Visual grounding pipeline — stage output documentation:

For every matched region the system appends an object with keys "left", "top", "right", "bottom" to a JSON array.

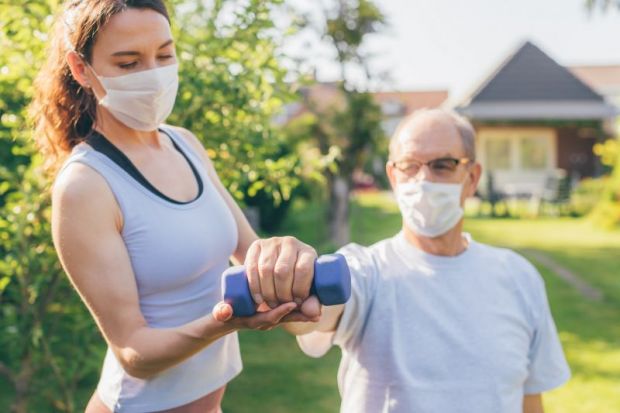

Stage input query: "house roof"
[
  {"left": 569, "top": 65, "right": 620, "bottom": 93},
  {"left": 457, "top": 41, "right": 617, "bottom": 120},
  {"left": 279, "top": 84, "right": 448, "bottom": 123},
  {"left": 373, "top": 90, "right": 448, "bottom": 115}
]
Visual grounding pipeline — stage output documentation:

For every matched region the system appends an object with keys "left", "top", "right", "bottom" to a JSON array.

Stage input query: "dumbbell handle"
[{"left": 221, "top": 253, "right": 351, "bottom": 317}]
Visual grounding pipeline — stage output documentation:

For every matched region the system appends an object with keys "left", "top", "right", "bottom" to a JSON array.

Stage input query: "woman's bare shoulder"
[{"left": 52, "top": 162, "right": 120, "bottom": 226}]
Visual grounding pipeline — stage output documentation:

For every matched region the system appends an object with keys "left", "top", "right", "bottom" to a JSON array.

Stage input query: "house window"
[
  {"left": 520, "top": 137, "right": 549, "bottom": 169},
  {"left": 479, "top": 128, "right": 556, "bottom": 171},
  {"left": 486, "top": 138, "right": 511, "bottom": 170}
]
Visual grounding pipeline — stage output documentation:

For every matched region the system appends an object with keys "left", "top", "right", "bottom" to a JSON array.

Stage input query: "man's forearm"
[{"left": 282, "top": 321, "right": 319, "bottom": 336}]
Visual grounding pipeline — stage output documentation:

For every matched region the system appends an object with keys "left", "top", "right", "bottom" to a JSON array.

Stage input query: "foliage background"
[{"left": 0, "top": 0, "right": 310, "bottom": 410}]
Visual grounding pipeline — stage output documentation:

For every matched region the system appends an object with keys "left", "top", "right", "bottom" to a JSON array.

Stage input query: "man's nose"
[{"left": 413, "top": 164, "right": 433, "bottom": 182}]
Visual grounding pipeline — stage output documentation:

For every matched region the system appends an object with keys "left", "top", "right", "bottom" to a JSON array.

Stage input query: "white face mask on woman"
[
  {"left": 395, "top": 179, "right": 465, "bottom": 238},
  {"left": 87, "top": 63, "right": 179, "bottom": 131}
]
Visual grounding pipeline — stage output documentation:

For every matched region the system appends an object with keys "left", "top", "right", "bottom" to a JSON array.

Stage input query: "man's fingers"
[
  {"left": 212, "top": 302, "right": 233, "bottom": 322},
  {"left": 273, "top": 237, "right": 297, "bottom": 304},
  {"left": 258, "top": 239, "right": 278, "bottom": 308},
  {"left": 300, "top": 295, "right": 321, "bottom": 318},
  {"left": 292, "top": 248, "right": 317, "bottom": 304},
  {"left": 244, "top": 241, "right": 263, "bottom": 305}
]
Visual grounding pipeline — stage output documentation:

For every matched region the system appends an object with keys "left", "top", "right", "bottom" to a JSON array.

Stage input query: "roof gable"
[{"left": 471, "top": 41, "right": 604, "bottom": 103}]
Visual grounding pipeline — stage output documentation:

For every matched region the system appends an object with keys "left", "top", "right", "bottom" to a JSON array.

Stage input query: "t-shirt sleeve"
[
  {"left": 297, "top": 243, "right": 376, "bottom": 358},
  {"left": 517, "top": 255, "right": 571, "bottom": 394}
]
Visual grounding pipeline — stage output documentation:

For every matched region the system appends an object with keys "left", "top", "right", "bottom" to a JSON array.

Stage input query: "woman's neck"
[{"left": 93, "top": 108, "right": 162, "bottom": 150}]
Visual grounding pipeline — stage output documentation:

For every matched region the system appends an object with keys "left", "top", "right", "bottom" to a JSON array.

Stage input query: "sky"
[{"left": 281, "top": 0, "right": 620, "bottom": 103}]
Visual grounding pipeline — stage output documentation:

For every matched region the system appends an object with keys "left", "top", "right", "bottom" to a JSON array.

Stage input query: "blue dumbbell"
[{"left": 221, "top": 253, "right": 351, "bottom": 317}]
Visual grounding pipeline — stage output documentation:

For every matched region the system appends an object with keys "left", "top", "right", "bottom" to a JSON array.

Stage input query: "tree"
[
  {"left": 168, "top": 0, "right": 304, "bottom": 231},
  {"left": 292, "top": 0, "right": 387, "bottom": 246}
]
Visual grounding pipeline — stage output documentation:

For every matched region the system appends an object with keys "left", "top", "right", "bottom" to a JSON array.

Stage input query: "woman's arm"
[{"left": 52, "top": 163, "right": 296, "bottom": 379}]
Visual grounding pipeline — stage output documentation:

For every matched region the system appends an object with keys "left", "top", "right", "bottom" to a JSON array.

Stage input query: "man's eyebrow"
[{"left": 111, "top": 39, "right": 174, "bottom": 57}]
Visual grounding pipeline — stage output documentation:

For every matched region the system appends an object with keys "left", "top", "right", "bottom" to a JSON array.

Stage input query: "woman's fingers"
[
  {"left": 245, "top": 302, "right": 297, "bottom": 329},
  {"left": 215, "top": 300, "right": 320, "bottom": 328}
]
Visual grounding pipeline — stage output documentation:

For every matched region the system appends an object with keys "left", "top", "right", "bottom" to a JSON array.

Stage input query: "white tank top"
[{"left": 57, "top": 127, "right": 242, "bottom": 412}]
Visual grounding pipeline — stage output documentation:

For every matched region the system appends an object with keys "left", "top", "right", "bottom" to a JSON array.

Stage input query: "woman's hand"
[
  {"left": 212, "top": 296, "right": 322, "bottom": 330},
  {"left": 243, "top": 236, "right": 318, "bottom": 311}
]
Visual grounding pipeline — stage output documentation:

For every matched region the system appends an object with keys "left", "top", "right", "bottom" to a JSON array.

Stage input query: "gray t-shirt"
[{"left": 298, "top": 232, "right": 570, "bottom": 413}]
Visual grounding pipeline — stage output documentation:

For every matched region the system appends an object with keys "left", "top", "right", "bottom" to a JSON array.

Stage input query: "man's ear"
[
  {"left": 464, "top": 162, "right": 482, "bottom": 198},
  {"left": 65, "top": 51, "right": 91, "bottom": 89},
  {"left": 386, "top": 162, "right": 398, "bottom": 192}
]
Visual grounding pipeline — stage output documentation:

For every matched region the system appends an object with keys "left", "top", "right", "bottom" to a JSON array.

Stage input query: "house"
[
  {"left": 276, "top": 82, "right": 448, "bottom": 137},
  {"left": 456, "top": 41, "right": 618, "bottom": 198}
]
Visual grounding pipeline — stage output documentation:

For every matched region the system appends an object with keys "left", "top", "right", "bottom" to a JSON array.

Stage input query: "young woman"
[{"left": 31, "top": 1, "right": 320, "bottom": 411}]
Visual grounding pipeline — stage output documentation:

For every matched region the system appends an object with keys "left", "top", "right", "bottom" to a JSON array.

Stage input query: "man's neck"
[{"left": 402, "top": 221, "right": 468, "bottom": 257}]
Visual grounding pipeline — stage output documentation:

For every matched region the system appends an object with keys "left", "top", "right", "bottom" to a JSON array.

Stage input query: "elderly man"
[{"left": 283, "top": 109, "right": 570, "bottom": 413}]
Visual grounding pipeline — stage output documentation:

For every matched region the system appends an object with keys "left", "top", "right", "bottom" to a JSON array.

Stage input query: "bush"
[
  {"left": 591, "top": 137, "right": 620, "bottom": 229},
  {"left": 570, "top": 177, "right": 609, "bottom": 217},
  {"left": 0, "top": 162, "right": 102, "bottom": 412}
]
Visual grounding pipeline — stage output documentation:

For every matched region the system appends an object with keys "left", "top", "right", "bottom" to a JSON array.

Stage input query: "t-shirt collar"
[{"left": 392, "top": 230, "right": 475, "bottom": 270}]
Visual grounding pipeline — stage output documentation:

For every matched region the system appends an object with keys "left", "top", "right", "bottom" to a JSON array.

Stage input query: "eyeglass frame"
[{"left": 387, "top": 156, "right": 473, "bottom": 179}]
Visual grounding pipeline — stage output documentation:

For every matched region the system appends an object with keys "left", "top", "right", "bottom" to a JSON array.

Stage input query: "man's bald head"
[{"left": 389, "top": 109, "right": 476, "bottom": 161}]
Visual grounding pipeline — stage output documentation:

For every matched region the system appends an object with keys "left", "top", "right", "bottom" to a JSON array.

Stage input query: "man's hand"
[{"left": 244, "top": 236, "right": 318, "bottom": 314}]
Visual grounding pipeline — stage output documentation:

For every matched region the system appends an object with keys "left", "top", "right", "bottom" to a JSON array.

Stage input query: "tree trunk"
[
  {"left": 10, "top": 356, "right": 32, "bottom": 413},
  {"left": 328, "top": 175, "right": 350, "bottom": 247}
]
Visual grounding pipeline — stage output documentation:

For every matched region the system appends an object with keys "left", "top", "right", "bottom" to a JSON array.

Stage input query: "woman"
[{"left": 31, "top": 1, "right": 320, "bottom": 411}]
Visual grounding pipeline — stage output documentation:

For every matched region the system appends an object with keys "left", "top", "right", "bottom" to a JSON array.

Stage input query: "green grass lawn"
[{"left": 223, "top": 191, "right": 620, "bottom": 413}]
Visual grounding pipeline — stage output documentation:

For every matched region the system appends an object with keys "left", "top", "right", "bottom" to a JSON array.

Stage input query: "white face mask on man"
[
  {"left": 395, "top": 179, "right": 465, "bottom": 238},
  {"left": 86, "top": 62, "right": 179, "bottom": 131}
]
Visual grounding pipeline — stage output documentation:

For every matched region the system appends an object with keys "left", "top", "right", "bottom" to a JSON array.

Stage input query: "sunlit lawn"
[{"left": 224, "top": 191, "right": 620, "bottom": 413}]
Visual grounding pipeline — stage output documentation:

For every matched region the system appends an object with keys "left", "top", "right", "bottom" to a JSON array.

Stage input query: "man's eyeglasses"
[{"left": 387, "top": 157, "right": 471, "bottom": 179}]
